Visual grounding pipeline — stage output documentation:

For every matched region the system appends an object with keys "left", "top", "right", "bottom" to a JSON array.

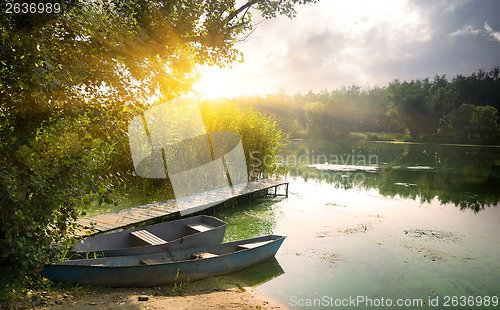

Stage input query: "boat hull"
[
  {"left": 72, "top": 215, "right": 227, "bottom": 257},
  {"left": 41, "top": 235, "right": 285, "bottom": 287}
]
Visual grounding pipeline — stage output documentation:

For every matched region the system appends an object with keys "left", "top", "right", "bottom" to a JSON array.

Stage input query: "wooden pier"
[{"left": 75, "top": 179, "right": 288, "bottom": 236}]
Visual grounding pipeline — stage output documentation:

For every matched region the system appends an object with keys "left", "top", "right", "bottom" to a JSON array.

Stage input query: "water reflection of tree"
[
  {"left": 287, "top": 142, "right": 500, "bottom": 213},
  {"left": 377, "top": 168, "right": 500, "bottom": 213}
]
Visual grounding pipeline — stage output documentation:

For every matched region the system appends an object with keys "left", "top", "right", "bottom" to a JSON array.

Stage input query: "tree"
[
  {"left": 0, "top": 0, "right": 318, "bottom": 283},
  {"left": 443, "top": 104, "right": 500, "bottom": 144},
  {"left": 303, "top": 101, "right": 336, "bottom": 138},
  {"left": 387, "top": 79, "right": 438, "bottom": 139},
  {"left": 470, "top": 105, "right": 500, "bottom": 144}
]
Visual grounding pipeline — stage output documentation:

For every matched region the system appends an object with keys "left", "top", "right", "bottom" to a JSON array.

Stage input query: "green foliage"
[
  {"left": 1, "top": 0, "right": 316, "bottom": 296},
  {"left": 387, "top": 78, "right": 438, "bottom": 139},
  {"left": 304, "top": 102, "right": 332, "bottom": 138},
  {"left": 0, "top": 112, "right": 117, "bottom": 285},
  {"left": 200, "top": 100, "right": 287, "bottom": 179},
  {"left": 229, "top": 68, "right": 500, "bottom": 145},
  {"left": 443, "top": 104, "right": 500, "bottom": 144}
]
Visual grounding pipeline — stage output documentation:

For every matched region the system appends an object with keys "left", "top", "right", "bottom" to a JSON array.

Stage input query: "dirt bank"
[{"left": 6, "top": 276, "right": 288, "bottom": 310}]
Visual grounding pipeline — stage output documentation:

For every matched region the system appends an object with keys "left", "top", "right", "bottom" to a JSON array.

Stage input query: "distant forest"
[{"left": 216, "top": 68, "right": 500, "bottom": 145}]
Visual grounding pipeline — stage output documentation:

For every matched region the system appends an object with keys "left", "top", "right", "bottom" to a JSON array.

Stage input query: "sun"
[{"left": 193, "top": 66, "right": 245, "bottom": 99}]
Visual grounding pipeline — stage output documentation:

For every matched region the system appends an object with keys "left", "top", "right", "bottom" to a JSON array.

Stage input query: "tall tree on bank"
[
  {"left": 0, "top": 0, "right": 317, "bottom": 282},
  {"left": 387, "top": 79, "right": 438, "bottom": 139}
]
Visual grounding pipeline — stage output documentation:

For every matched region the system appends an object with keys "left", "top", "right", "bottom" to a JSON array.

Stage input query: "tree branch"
[{"left": 224, "top": 0, "right": 261, "bottom": 24}]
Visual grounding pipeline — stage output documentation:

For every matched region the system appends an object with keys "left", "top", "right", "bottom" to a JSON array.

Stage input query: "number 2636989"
[{"left": 5, "top": 2, "right": 62, "bottom": 14}]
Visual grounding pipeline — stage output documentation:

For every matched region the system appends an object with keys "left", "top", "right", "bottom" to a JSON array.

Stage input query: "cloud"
[
  {"left": 195, "top": 0, "right": 500, "bottom": 98},
  {"left": 449, "top": 22, "right": 500, "bottom": 44},
  {"left": 449, "top": 24, "right": 482, "bottom": 40},
  {"left": 442, "top": 0, "right": 473, "bottom": 13},
  {"left": 254, "top": 0, "right": 434, "bottom": 90},
  {"left": 484, "top": 23, "right": 500, "bottom": 42}
]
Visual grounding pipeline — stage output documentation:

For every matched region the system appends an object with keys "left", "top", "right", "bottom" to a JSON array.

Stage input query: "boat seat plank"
[
  {"left": 237, "top": 240, "right": 274, "bottom": 250},
  {"left": 185, "top": 223, "right": 215, "bottom": 234},
  {"left": 130, "top": 230, "right": 167, "bottom": 247},
  {"left": 139, "top": 259, "right": 159, "bottom": 265},
  {"left": 192, "top": 252, "right": 218, "bottom": 259}
]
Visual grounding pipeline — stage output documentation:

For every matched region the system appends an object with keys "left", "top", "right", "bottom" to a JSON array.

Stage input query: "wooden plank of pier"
[{"left": 75, "top": 179, "right": 288, "bottom": 236}]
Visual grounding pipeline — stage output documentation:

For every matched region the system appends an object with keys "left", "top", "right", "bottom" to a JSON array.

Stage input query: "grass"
[{"left": 0, "top": 273, "right": 95, "bottom": 308}]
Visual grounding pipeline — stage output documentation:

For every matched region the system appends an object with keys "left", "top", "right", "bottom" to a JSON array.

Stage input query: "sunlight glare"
[{"left": 193, "top": 66, "right": 238, "bottom": 99}]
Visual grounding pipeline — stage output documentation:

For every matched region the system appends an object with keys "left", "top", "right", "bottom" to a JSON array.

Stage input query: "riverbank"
[{"left": 2, "top": 276, "right": 289, "bottom": 310}]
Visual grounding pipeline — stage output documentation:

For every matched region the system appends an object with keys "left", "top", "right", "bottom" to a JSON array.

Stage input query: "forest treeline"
[{"left": 220, "top": 68, "right": 500, "bottom": 145}]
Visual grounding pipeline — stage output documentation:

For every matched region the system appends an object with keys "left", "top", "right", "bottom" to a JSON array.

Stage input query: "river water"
[{"left": 220, "top": 140, "right": 500, "bottom": 309}]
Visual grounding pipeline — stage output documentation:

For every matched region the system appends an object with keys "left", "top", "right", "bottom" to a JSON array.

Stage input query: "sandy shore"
[{"left": 12, "top": 276, "right": 289, "bottom": 310}]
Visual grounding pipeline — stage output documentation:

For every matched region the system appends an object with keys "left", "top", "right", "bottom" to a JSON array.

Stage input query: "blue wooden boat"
[
  {"left": 41, "top": 235, "right": 285, "bottom": 287},
  {"left": 71, "top": 215, "right": 227, "bottom": 258}
]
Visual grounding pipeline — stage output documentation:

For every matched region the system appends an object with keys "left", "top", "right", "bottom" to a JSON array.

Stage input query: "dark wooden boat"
[
  {"left": 41, "top": 235, "right": 285, "bottom": 287},
  {"left": 71, "top": 215, "right": 227, "bottom": 257}
]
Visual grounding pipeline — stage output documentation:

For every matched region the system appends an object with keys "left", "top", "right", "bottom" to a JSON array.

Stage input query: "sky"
[{"left": 193, "top": 0, "right": 500, "bottom": 99}]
